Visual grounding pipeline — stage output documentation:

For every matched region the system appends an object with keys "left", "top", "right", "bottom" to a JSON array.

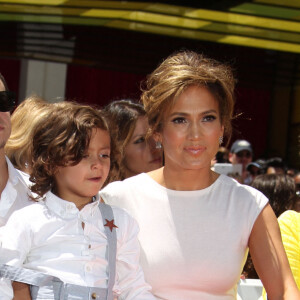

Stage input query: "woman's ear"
[{"left": 153, "top": 131, "right": 162, "bottom": 144}]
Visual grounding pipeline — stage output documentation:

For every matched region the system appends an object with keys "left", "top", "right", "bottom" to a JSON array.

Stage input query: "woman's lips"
[{"left": 184, "top": 146, "right": 205, "bottom": 155}]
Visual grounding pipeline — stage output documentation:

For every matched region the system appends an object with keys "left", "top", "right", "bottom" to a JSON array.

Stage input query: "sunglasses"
[
  {"left": 0, "top": 91, "right": 16, "bottom": 112},
  {"left": 236, "top": 151, "right": 252, "bottom": 158}
]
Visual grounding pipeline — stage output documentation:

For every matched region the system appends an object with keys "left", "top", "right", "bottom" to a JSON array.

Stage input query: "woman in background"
[
  {"left": 261, "top": 209, "right": 300, "bottom": 299},
  {"left": 5, "top": 95, "right": 51, "bottom": 183},
  {"left": 251, "top": 174, "right": 296, "bottom": 217},
  {"left": 243, "top": 174, "right": 297, "bottom": 278},
  {"left": 103, "top": 99, "right": 162, "bottom": 183}
]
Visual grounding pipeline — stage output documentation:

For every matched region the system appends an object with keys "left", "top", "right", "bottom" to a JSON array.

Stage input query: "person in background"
[
  {"left": 243, "top": 173, "right": 297, "bottom": 279},
  {"left": 262, "top": 210, "right": 300, "bottom": 299},
  {"left": 246, "top": 159, "right": 265, "bottom": 185},
  {"left": 293, "top": 170, "right": 300, "bottom": 194},
  {"left": 215, "top": 146, "right": 230, "bottom": 163},
  {"left": 251, "top": 174, "right": 297, "bottom": 217},
  {"left": 266, "top": 157, "right": 286, "bottom": 175},
  {"left": 103, "top": 99, "right": 162, "bottom": 183},
  {"left": 292, "top": 170, "right": 300, "bottom": 212},
  {"left": 277, "top": 210, "right": 300, "bottom": 289},
  {"left": 0, "top": 73, "right": 32, "bottom": 227},
  {"left": 100, "top": 50, "right": 300, "bottom": 299},
  {"left": 229, "top": 139, "right": 253, "bottom": 184},
  {"left": 211, "top": 146, "right": 230, "bottom": 166},
  {"left": 4, "top": 95, "right": 51, "bottom": 185},
  {"left": 0, "top": 101, "right": 155, "bottom": 300}
]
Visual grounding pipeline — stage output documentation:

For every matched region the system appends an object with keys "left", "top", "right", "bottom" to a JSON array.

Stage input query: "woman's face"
[
  {"left": 124, "top": 116, "right": 162, "bottom": 178},
  {"left": 158, "top": 85, "right": 224, "bottom": 172}
]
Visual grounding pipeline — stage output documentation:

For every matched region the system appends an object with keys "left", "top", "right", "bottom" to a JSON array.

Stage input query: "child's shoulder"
[
  {"left": 4, "top": 201, "right": 47, "bottom": 227},
  {"left": 13, "top": 201, "right": 45, "bottom": 215}
]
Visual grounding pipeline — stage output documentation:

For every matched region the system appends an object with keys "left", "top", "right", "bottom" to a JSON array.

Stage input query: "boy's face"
[
  {"left": 0, "top": 80, "right": 11, "bottom": 149},
  {"left": 54, "top": 128, "right": 111, "bottom": 208}
]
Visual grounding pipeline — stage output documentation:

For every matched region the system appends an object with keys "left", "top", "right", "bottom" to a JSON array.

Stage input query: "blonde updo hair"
[{"left": 141, "top": 50, "right": 236, "bottom": 141}]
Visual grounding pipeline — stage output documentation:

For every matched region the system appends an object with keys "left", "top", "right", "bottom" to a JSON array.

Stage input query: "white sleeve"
[
  {"left": 0, "top": 211, "right": 32, "bottom": 300},
  {"left": 114, "top": 210, "right": 156, "bottom": 300},
  {"left": 0, "top": 278, "right": 13, "bottom": 300},
  {"left": 0, "top": 210, "right": 31, "bottom": 266}
]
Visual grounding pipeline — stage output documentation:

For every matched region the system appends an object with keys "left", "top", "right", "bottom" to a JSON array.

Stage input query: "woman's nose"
[{"left": 188, "top": 122, "right": 201, "bottom": 140}]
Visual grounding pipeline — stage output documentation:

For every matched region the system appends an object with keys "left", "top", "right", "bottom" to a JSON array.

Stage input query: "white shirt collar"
[
  {"left": 44, "top": 191, "right": 100, "bottom": 219},
  {"left": 6, "top": 156, "right": 26, "bottom": 186}
]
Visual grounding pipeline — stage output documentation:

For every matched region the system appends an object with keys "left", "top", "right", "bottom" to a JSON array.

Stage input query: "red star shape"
[{"left": 104, "top": 219, "right": 118, "bottom": 232}]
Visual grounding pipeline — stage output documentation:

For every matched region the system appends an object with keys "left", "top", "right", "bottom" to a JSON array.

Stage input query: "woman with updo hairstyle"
[
  {"left": 142, "top": 51, "right": 235, "bottom": 142},
  {"left": 103, "top": 99, "right": 162, "bottom": 183},
  {"left": 100, "top": 51, "right": 299, "bottom": 299}
]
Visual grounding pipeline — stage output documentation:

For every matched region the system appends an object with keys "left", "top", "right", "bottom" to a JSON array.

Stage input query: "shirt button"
[
  {"left": 91, "top": 292, "right": 97, "bottom": 299},
  {"left": 86, "top": 265, "right": 91, "bottom": 272}
]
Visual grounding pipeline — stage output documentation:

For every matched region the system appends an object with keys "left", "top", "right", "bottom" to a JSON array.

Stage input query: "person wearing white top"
[
  {"left": 0, "top": 73, "right": 32, "bottom": 227},
  {"left": 0, "top": 157, "right": 32, "bottom": 227},
  {"left": 101, "top": 51, "right": 300, "bottom": 299},
  {"left": 0, "top": 102, "right": 155, "bottom": 300},
  {"left": 0, "top": 191, "right": 154, "bottom": 300},
  {"left": 101, "top": 172, "right": 270, "bottom": 300}
]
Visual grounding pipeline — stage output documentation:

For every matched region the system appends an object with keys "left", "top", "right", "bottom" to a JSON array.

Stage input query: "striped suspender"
[{"left": 98, "top": 202, "right": 117, "bottom": 300}]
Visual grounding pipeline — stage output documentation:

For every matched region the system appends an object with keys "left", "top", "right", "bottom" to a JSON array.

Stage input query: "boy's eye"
[
  {"left": 99, "top": 154, "right": 110, "bottom": 159},
  {"left": 171, "top": 117, "right": 186, "bottom": 124},
  {"left": 133, "top": 137, "right": 145, "bottom": 144},
  {"left": 82, "top": 154, "right": 89, "bottom": 159}
]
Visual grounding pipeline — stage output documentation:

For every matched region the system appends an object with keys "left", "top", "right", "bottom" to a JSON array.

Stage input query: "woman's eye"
[
  {"left": 171, "top": 117, "right": 186, "bottom": 124},
  {"left": 203, "top": 115, "right": 217, "bottom": 122},
  {"left": 133, "top": 137, "right": 145, "bottom": 144}
]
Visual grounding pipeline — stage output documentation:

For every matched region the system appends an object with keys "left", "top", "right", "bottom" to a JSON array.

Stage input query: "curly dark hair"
[{"left": 30, "top": 101, "right": 114, "bottom": 199}]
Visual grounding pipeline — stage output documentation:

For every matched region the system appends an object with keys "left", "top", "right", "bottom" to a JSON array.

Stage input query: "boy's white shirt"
[
  {"left": 0, "top": 191, "right": 155, "bottom": 300},
  {"left": 0, "top": 157, "right": 32, "bottom": 227}
]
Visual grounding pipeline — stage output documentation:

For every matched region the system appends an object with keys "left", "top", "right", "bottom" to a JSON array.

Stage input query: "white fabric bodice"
[{"left": 100, "top": 173, "right": 268, "bottom": 300}]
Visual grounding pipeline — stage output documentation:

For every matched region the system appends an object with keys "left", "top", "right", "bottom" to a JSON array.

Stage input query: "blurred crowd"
[{"left": 212, "top": 138, "right": 300, "bottom": 214}]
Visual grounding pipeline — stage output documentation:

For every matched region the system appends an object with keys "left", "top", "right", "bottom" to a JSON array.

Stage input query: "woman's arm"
[
  {"left": 249, "top": 204, "right": 300, "bottom": 299},
  {"left": 12, "top": 282, "right": 31, "bottom": 300}
]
